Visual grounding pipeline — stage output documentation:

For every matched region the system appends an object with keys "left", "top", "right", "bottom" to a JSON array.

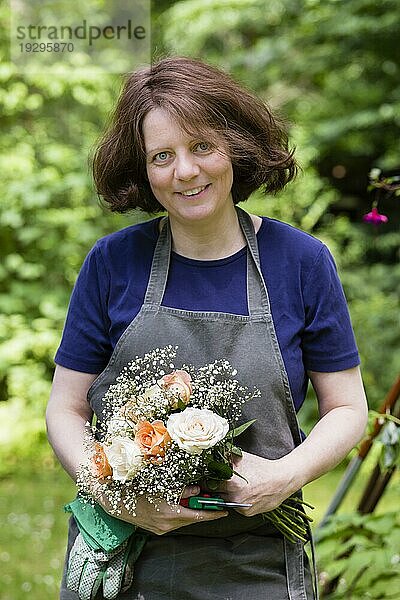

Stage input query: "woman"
[{"left": 46, "top": 56, "right": 368, "bottom": 599}]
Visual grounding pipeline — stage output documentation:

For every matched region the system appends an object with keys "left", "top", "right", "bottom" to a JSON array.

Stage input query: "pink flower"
[
  {"left": 363, "top": 207, "right": 388, "bottom": 226},
  {"left": 158, "top": 370, "right": 192, "bottom": 407}
]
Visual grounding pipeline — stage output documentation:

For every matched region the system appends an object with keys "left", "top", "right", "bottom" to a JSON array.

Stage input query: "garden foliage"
[
  {"left": 317, "top": 510, "right": 400, "bottom": 598},
  {"left": 1, "top": 2, "right": 399, "bottom": 599}
]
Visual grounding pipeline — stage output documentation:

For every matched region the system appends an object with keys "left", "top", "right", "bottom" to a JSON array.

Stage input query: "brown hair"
[{"left": 92, "top": 56, "right": 298, "bottom": 213}]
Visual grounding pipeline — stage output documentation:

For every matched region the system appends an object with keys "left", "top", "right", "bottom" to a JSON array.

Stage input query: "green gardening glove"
[
  {"left": 66, "top": 532, "right": 148, "bottom": 600},
  {"left": 65, "top": 498, "right": 148, "bottom": 599},
  {"left": 65, "top": 498, "right": 136, "bottom": 552}
]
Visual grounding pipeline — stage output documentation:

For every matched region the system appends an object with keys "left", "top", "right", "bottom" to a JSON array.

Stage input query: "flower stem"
[{"left": 261, "top": 495, "right": 314, "bottom": 543}]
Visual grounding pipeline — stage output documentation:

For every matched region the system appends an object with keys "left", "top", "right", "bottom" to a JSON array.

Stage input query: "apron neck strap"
[
  {"left": 143, "top": 207, "right": 271, "bottom": 318},
  {"left": 235, "top": 206, "right": 271, "bottom": 318},
  {"left": 143, "top": 216, "right": 171, "bottom": 306}
]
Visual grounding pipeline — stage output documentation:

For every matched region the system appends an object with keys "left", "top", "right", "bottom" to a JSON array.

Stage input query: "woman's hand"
[
  {"left": 99, "top": 485, "right": 228, "bottom": 535},
  {"left": 219, "top": 451, "right": 296, "bottom": 517},
  {"left": 220, "top": 368, "right": 368, "bottom": 519}
]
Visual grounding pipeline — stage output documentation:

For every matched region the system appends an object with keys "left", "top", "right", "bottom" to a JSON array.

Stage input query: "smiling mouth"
[{"left": 177, "top": 184, "right": 210, "bottom": 197}]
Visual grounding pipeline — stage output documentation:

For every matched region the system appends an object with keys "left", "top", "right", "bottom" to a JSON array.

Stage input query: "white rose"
[
  {"left": 166, "top": 407, "right": 229, "bottom": 455},
  {"left": 103, "top": 436, "right": 144, "bottom": 483}
]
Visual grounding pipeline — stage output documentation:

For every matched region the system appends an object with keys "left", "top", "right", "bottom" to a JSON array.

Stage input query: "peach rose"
[
  {"left": 135, "top": 420, "right": 171, "bottom": 461},
  {"left": 159, "top": 370, "right": 192, "bottom": 406},
  {"left": 92, "top": 442, "right": 113, "bottom": 481}
]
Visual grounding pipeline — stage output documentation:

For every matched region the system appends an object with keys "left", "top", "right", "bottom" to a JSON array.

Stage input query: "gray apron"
[{"left": 61, "top": 207, "right": 317, "bottom": 599}]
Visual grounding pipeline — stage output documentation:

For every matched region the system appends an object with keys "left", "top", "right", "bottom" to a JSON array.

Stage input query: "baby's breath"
[
  {"left": 78, "top": 346, "right": 259, "bottom": 515},
  {"left": 75, "top": 346, "right": 312, "bottom": 543}
]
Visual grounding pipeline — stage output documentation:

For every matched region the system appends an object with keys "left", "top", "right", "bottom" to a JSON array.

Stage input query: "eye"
[
  {"left": 195, "top": 141, "right": 211, "bottom": 152},
  {"left": 153, "top": 151, "right": 170, "bottom": 163}
]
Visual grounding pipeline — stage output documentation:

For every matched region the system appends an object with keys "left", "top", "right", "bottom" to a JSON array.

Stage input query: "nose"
[{"left": 174, "top": 152, "right": 200, "bottom": 181}]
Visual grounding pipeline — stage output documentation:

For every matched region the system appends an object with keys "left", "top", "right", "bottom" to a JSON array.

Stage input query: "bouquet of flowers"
[{"left": 78, "top": 345, "right": 312, "bottom": 543}]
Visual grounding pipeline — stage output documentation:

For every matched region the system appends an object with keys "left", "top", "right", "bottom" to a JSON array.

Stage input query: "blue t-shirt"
[{"left": 55, "top": 216, "right": 360, "bottom": 411}]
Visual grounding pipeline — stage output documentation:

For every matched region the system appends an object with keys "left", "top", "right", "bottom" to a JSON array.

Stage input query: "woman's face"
[{"left": 143, "top": 108, "right": 234, "bottom": 224}]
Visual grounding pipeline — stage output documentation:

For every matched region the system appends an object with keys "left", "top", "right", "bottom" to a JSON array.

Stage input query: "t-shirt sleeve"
[
  {"left": 302, "top": 244, "right": 360, "bottom": 372},
  {"left": 54, "top": 242, "right": 112, "bottom": 373}
]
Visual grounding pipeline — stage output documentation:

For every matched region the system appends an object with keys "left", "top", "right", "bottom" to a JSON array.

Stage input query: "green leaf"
[
  {"left": 207, "top": 460, "right": 233, "bottom": 480},
  {"left": 177, "top": 398, "right": 187, "bottom": 410},
  {"left": 204, "top": 479, "right": 220, "bottom": 491},
  {"left": 369, "top": 572, "right": 400, "bottom": 598},
  {"left": 230, "top": 419, "right": 257, "bottom": 438},
  {"left": 231, "top": 446, "right": 242, "bottom": 456},
  {"left": 364, "top": 515, "right": 396, "bottom": 536},
  {"left": 325, "top": 557, "right": 348, "bottom": 580}
]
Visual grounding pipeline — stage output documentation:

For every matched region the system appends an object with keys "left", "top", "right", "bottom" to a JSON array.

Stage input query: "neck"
[{"left": 167, "top": 206, "right": 246, "bottom": 260}]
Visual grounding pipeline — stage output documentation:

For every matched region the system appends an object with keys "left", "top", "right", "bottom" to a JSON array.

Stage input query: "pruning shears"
[{"left": 180, "top": 493, "right": 252, "bottom": 511}]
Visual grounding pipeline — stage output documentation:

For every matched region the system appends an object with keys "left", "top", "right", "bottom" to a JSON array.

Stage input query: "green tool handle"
[{"left": 187, "top": 496, "right": 225, "bottom": 510}]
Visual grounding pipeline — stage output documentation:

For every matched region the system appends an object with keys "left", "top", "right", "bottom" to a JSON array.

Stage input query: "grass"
[
  {"left": 0, "top": 456, "right": 76, "bottom": 600},
  {"left": 0, "top": 450, "right": 398, "bottom": 600}
]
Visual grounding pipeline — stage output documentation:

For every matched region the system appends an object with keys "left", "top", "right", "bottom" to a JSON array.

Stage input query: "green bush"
[{"left": 317, "top": 508, "right": 400, "bottom": 598}]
